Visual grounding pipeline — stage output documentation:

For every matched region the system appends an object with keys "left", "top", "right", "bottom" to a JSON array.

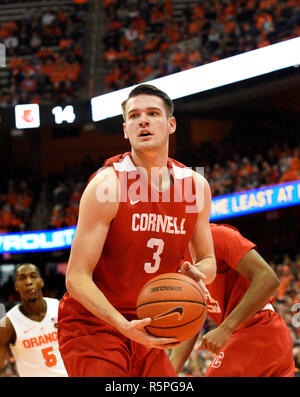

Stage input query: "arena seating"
[
  {"left": 0, "top": 0, "right": 88, "bottom": 106},
  {"left": 102, "top": 0, "right": 300, "bottom": 92}
]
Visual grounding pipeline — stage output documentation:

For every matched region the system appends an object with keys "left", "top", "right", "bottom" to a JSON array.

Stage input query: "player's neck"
[
  {"left": 131, "top": 148, "right": 169, "bottom": 173},
  {"left": 131, "top": 149, "right": 172, "bottom": 192},
  {"left": 20, "top": 297, "right": 47, "bottom": 321}
]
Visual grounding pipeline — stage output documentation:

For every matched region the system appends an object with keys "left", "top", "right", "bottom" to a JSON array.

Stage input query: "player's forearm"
[
  {"left": 219, "top": 269, "right": 279, "bottom": 333},
  {"left": 169, "top": 334, "right": 198, "bottom": 373},
  {"left": 194, "top": 256, "right": 216, "bottom": 285},
  {"left": 66, "top": 270, "right": 129, "bottom": 331}
]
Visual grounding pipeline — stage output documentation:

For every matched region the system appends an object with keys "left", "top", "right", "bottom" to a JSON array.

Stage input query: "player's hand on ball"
[
  {"left": 121, "top": 317, "right": 180, "bottom": 350},
  {"left": 179, "top": 261, "right": 208, "bottom": 296}
]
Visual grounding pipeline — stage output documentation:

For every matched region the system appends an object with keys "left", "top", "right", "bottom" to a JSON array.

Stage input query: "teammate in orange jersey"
[
  {"left": 0, "top": 264, "right": 68, "bottom": 377},
  {"left": 170, "top": 223, "right": 295, "bottom": 377},
  {"left": 58, "top": 84, "right": 216, "bottom": 377}
]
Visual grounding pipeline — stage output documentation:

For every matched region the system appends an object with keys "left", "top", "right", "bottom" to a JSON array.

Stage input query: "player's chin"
[
  {"left": 136, "top": 142, "right": 157, "bottom": 151},
  {"left": 27, "top": 297, "right": 38, "bottom": 303},
  {"left": 135, "top": 138, "right": 158, "bottom": 147},
  {"left": 25, "top": 292, "right": 39, "bottom": 301}
]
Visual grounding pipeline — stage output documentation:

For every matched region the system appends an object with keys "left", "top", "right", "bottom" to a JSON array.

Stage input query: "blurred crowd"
[
  {"left": 1, "top": 0, "right": 299, "bottom": 103},
  {"left": 0, "top": 163, "right": 41, "bottom": 233},
  {"left": 179, "top": 119, "right": 300, "bottom": 197},
  {"left": 0, "top": 154, "right": 96, "bottom": 234},
  {"left": 102, "top": 0, "right": 300, "bottom": 92},
  {"left": 0, "top": 0, "right": 88, "bottom": 107}
]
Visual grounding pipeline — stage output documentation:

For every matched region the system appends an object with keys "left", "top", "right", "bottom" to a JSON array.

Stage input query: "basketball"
[{"left": 136, "top": 272, "right": 207, "bottom": 342}]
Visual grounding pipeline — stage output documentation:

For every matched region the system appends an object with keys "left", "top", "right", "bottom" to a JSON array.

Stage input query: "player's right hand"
[
  {"left": 179, "top": 261, "right": 209, "bottom": 297},
  {"left": 120, "top": 317, "right": 180, "bottom": 350}
]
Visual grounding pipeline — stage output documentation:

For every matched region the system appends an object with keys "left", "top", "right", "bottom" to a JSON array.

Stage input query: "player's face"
[
  {"left": 123, "top": 94, "right": 176, "bottom": 153},
  {"left": 14, "top": 264, "right": 44, "bottom": 302}
]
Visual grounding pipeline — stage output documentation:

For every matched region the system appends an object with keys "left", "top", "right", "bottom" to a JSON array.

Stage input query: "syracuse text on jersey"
[{"left": 22, "top": 330, "right": 58, "bottom": 349}]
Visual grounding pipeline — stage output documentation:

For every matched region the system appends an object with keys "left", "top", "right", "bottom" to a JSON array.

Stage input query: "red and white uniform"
[
  {"left": 6, "top": 297, "right": 68, "bottom": 377},
  {"left": 202, "top": 224, "right": 295, "bottom": 377},
  {"left": 58, "top": 152, "right": 198, "bottom": 376}
]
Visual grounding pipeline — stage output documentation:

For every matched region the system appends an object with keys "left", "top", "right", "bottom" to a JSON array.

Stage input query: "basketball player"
[
  {"left": 170, "top": 223, "right": 295, "bottom": 377},
  {"left": 0, "top": 263, "right": 68, "bottom": 377},
  {"left": 57, "top": 84, "right": 216, "bottom": 377}
]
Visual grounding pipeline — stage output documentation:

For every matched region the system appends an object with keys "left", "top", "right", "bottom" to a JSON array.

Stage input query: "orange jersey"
[{"left": 60, "top": 152, "right": 198, "bottom": 317}]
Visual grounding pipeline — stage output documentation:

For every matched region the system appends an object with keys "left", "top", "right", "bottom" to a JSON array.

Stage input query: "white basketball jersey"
[{"left": 6, "top": 297, "right": 68, "bottom": 377}]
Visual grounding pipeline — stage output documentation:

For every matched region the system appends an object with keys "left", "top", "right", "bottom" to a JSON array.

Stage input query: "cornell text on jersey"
[{"left": 132, "top": 213, "right": 186, "bottom": 234}]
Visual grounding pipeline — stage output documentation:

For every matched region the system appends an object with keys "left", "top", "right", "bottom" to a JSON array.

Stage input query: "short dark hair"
[
  {"left": 15, "top": 263, "right": 41, "bottom": 280},
  {"left": 121, "top": 84, "right": 174, "bottom": 120}
]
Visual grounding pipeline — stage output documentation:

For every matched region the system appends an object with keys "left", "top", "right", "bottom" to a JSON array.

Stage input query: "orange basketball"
[{"left": 136, "top": 272, "right": 207, "bottom": 342}]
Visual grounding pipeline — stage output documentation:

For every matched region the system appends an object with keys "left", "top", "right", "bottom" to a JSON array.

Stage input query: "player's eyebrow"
[
  {"left": 127, "top": 107, "right": 162, "bottom": 115},
  {"left": 17, "top": 270, "right": 39, "bottom": 279}
]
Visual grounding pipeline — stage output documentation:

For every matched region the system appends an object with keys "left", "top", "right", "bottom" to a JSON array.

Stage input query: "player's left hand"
[
  {"left": 121, "top": 317, "right": 181, "bottom": 350},
  {"left": 179, "top": 261, "right": 208, "bottom": 296}
]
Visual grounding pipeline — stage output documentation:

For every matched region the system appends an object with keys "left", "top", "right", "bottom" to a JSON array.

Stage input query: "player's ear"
[
  {"left": 168, "top": 116, "right": 176, "bottom": 135},
  {"left": 14, "top": 281, "right": 20, "bottom": 293},
  {"left": 123, "top": 122, "right": 129, "bottom": 139}
]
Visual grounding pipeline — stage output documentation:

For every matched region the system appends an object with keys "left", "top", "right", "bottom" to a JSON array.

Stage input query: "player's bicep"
[
  {"left": 236, "top": 249, "right": 278, "bottom": 281},
  {"left": 68, "top": 213, "right": 110, "bottom": 275}
]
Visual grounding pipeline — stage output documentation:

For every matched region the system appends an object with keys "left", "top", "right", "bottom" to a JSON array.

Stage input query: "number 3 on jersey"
[{"left": 144, "top": 238, "right": 164, "bottom": 273}]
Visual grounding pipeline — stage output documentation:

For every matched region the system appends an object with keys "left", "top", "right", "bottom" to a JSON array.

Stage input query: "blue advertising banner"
[
  {"left": 0, "top": 227, "right": 75, "bottom": 254},
  {"left": 210, "top": 180, "right": 300, "bottom": 220}
]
